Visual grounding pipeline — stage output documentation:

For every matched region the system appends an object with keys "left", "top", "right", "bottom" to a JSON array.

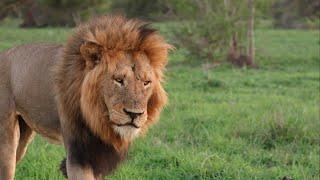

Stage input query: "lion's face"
[
  {"left": 75, "top": 18, "right": 171, "bottom": 147},
  {"left": 102, "top": 53, "right": 154, "bottom": 139},
  {"left": 79, "top": 40, "right": 168, "bottom": 145}
]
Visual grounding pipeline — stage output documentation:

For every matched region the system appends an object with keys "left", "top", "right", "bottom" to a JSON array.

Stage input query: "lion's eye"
[
  {"left": 144, "top": 80, "right": 151, "bottom": 86},
  {"left": 114, "top": 78, "right": 124, "bottom": 86}
]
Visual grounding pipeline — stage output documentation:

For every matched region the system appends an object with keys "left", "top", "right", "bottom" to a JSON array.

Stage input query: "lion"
[{"left": 0, "top": 15, "right": 172, "bottom": 180}]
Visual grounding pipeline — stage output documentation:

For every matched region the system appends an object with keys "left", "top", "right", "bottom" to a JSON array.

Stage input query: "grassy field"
[{"left": 0, "top": 24, "right": 319, "bottom": 180}]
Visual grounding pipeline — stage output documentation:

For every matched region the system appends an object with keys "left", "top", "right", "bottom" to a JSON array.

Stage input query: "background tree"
[
  {"left": 1, "top": 0, "right": 317, "bottom": 29},
  {"left": 174, "top": 0, "right": 251, "bottom": 67},
  {"left": 247, "top": 0, "right": 255, "bottom": 65},
  {"left": 111, "top": 0, "right": 196, "bottom": 20},
  {"left": 0, "top": 0, "right": 105, "bottom": 27},
  {"left": 272, "top": 0, "right": 319, "bottom": 29}
]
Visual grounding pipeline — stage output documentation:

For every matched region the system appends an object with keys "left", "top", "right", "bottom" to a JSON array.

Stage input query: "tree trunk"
[
  {"left": 228, "top": 33, "right": 239, "bottom": 61},
  {"left": 247, "top": 0, "right": 255, "bottom": 64}
]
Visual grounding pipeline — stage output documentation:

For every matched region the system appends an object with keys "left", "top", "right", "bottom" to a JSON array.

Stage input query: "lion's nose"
[{"left": 123, "top": 109, "right": 144, "bottom": 120}]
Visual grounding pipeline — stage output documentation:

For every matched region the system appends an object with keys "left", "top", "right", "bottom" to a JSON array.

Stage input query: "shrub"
[
  {"left": 111, "top": 0, "right": 196, "bottom": 20},
  {"left": 173, "top": 0, "right": 247, "bottom": 64},
  {"left": 272, "top": 0, "right": 320, "bottom": 29}
]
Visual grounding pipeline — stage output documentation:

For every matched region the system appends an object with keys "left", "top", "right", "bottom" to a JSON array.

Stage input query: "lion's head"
[{"left": 55, "top": 15, "right": 172, "bottom": 151}]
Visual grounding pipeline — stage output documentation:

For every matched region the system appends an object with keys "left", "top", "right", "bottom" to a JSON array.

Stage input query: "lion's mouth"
[{"left": 114, "top": 122, "right": 140, "bottom": 129}]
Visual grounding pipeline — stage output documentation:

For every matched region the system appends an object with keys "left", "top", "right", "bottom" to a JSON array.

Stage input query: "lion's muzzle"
[{"left": 123, "top": 108, "right": 144, "bottom": 121}]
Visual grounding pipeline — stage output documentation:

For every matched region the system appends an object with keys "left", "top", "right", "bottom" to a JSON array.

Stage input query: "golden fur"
[{"left": 54, "top": 15, "right": 173, "bottom": 151}]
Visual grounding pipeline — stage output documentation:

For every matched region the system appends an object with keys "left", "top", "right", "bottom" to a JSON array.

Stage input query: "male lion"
[{"left": 0, "top": 15, "right": 172, "bottom": 180}]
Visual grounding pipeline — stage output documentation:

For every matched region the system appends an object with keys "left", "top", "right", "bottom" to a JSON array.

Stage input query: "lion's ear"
[{"left": 80, "top": 42, "right": 102, "bottom": 68}]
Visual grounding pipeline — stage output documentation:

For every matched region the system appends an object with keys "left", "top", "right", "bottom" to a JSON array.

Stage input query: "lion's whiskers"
[{"left": 110, "top": 109, "right": 128, "bottom": 120}]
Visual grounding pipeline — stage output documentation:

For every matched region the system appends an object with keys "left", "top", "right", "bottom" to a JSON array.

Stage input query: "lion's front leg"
[
  {"left": 66, "top": 158, "right": 95, "bottom": 180},
  {"left": 64, "top": 138, "right": 107, "bottom": 180},
  {"left": 63, "top": 137, "right": 96, "bottom": 180},
  {"left": 60, "top": 122, "right": 125, "bottom": 180}
]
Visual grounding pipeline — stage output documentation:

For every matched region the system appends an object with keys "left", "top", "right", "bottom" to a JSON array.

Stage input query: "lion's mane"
[{"left": 54, "top": 15, "right": 172, "bottom": 152}]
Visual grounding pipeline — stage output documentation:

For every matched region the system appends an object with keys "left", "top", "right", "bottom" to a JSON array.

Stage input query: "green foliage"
[
  {"left": 37, "top": 0, "right": 96, "bottom": 8},
  {"left": 255, "top": 0, "right": 276, "bottom": 18},
  {"left": 0, "top": 23, "right": 318, "bottom": 180},
  {"left": 10, "top": 0, "right": 107, "bottom": 27},
  {"left": 272, "top": 0, "right": 320, "bottom": 29},
  {"left": 111, "top": 0, "right": 168, "bottom": 18},
  {"left": 111, "top": 0, "right": 196, "bottom": 19},
  {"left": 173, "top": 0, "right": 248, "bottom": 62}
]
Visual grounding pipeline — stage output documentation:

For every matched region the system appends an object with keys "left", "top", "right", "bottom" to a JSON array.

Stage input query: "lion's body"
[
  {"left": 2, "top": 44, "right": 63, "bottom": 142},
  {"left": 0, "top": 15, "right": 172, "bottom": 180},
  {"left": 0, "top": 44, "right": 64, "bottom": 179}
]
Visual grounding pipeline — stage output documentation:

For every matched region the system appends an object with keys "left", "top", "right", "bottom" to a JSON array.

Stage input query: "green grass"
[{"left": 0, "top": 25, "right": 319, "bottom": 180}]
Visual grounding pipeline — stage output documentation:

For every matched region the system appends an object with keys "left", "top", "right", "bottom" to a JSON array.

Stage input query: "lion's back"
[
  {"left": 3, "top": 43, "right": 64, "bottom": 143},
  {"left": 7, "top": 43, "right": 62, "bottom": 103}
]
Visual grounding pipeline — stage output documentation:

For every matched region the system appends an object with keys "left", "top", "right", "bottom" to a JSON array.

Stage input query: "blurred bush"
[
  {"left": 173, "top": 0, "right": 248, "bottom": 64},
  {"left": 0, "top": 0, "right": 108, "bottom": 27},
  {"left": 111, "top": 0, "right": 196, "bottom": 20},
  {"left": 0, "top": 0, "right": 197, "bottom": 27},
  {"left": 1, "top": 0, "right": 318, "bottom": 29},
  {"left": 22, "top": 0, "right": 109, "bottom": 27},
  {"left": 272, "top": 0, "right": 320, "bottom": 29}
]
